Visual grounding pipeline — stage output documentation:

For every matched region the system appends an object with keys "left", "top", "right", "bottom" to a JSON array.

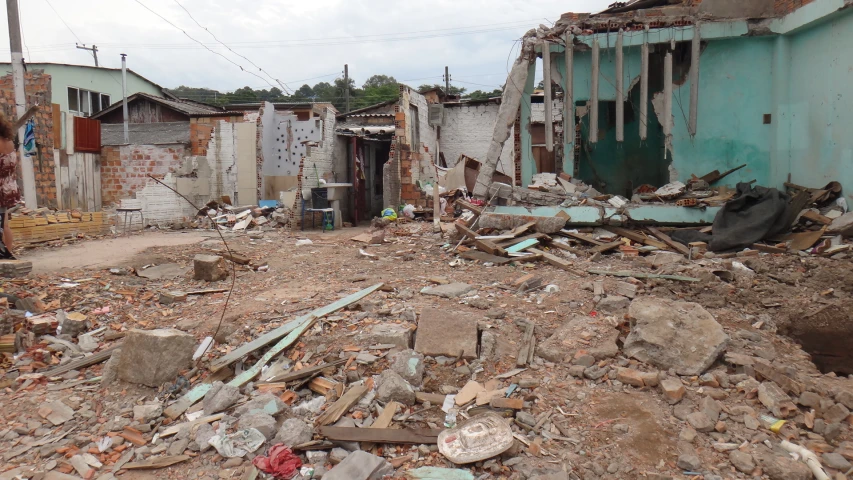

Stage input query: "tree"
[
  {"left": 466, "top": 89, "right": 504, "bottom": 101},
  {"left": 292, "top": 84, "right": 316, "bottom": 100},
  {"left": 362, "top": 75, "right": 397, "bottom": 89},
  {"left": 417, "top": 84, "right": 467, "bottom": 96}
]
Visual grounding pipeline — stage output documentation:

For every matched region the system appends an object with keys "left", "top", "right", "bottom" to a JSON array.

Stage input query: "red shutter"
[{"left": 74, "top": 116, "right": 101, "bottom": 153}]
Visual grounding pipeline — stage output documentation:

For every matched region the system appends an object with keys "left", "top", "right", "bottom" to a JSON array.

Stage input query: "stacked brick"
[
  {"left": 9, "top": 211, "right": 109, "bottom": 244},
  {"left": 775, "top": 0, "right": 815, "bottom": 15}
]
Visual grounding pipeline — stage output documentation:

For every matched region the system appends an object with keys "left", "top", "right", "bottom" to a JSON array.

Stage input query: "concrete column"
[
  {"left": 663, "top": 51, "right": 673, "bottom": 139},
  {"left": 640, "top": 26, "right": 649, "bottom": 141},
  {"left": 564, "top": 33, "right": 575, "bottom": 176},
  {"left": 615, "top": 30, "right": 625, "bottom": 143},
  {"left": 542, "top": 41, "right": 554, "bottom": 152},
  {"left": 590, "top": 39, "right": 600, "bottom": 144},
  {"left": 689, "top": 22, "right": 701, "bottom": 136}
]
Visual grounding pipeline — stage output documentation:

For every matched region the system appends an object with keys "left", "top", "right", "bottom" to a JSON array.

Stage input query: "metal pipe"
[
  {"left": 590, "top": 39, "right": 600, "bottom": 144},
  {"left": 640, "top": 25, "right": 649, "bottom": 141},
  {"left": 615, "top": 29, "right": 624, "bottom": 143},
  {"left": 542, "top": 41, "right": 554, "bottom": 153},
  {"left": 663, "top": 51, "right": 673, "bottom": 138},
  {"left": 121, "top": 54, "right": 129, "bottom": 144},
  {"left": 564, "top": 33, "right": 574, "bottom": 175},
  {"left": 689, "top": 22, "right": 701, "bottom": 136}
]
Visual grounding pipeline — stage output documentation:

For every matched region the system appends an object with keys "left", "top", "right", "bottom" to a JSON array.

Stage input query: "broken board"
[
  {"left": 460, "top": 251, "right": 514, "bottom": 265},
  {"left": 318, "top": 426, "right": 442, "bottom": 444}
]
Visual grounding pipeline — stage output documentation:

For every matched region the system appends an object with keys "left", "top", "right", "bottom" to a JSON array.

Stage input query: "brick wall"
[
  {"left": 206, "top": 120, "right": 236, "bottom": 201},
  {"left": 442, "top": 103, "right": 515, "bottom": 182},
  {"left": 100, "top": 144, "right": 187, "bottom": 205},
  {"left": 0, "top": 70, "right": 55, "bottom": 206},
  {"left": 300, "top": 106, "right": 338, "bottom": 188},
  {"left": 775, "top": 0, "right": 815, "bottom": 15}
]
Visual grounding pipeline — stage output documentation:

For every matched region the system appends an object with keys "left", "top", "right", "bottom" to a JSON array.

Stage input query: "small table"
[{"left": 116, "top": 208, "right": 144, "bottom": 235}]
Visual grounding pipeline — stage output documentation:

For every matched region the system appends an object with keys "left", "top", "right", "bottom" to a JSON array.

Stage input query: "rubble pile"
[{"left": 0, "top": 202, "right": 852, "bottom": 480}]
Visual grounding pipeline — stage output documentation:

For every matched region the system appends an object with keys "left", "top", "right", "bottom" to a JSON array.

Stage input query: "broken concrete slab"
[
  {"left": 376, "top": 370, "right": 416, "bottom": 406},
  {"left": 237, "top": 412, "right": 276, "bottom": 440},
  {"left": 389, "top": 349, "right": 425, "bottom": 386},
  {"left": 623, "top": 298, "right": 729, "bottom": 376},
  {"left": 137, "top": 263, "right": 188, "bottom": 280},
  {"left": 159, "top": 291, "right": 188, "bottom": 305},
  {"left": 420, "top": 283, "right": 474, "bottom": 298},
  {"left": 758, "top": 382, "right": 797, "bottom": 418},
  {"left": 323, "top": 450, "right": 394, "bottom": 480},
  {"left": 100, "top": 348, "right": 122, "bottom": 387},
  {"left": 828, "top": 212, "right": 853, "bottom": 237},
  {"left": 274, "top": 418, "right": 313, "bottom": 447},
  {"left": 357, "top": 323, "right": 412, "bottom": 349},
  {"left": 117, "top": 329, "right": 195, "bottom": 387},
  {"left": 537, "top": 316, "right": 619, "bottom": 364},
  {"left": 203, "top": 381, "right": 241, "bottom": 415},
  {"left": 596, "top": 295, "right": 631, "bottom": 313},
  {"left": 38, "top": 401, "right": 74, "bottom": 426},
  {"left": 414, "top": 308, "right": 478, "bottom": 360},
  {"left": 132, "top": 404, "right": 163, "bottom": 423},
  {"left": 234, "top": 393, "right": 288, "bottom": 417},
  {"left": 193, "top": 254, "right": 228, "bottom": 282}
]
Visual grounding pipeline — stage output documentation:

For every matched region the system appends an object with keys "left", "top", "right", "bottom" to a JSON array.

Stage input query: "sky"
[{"left": 1, "top": 0, "right": 613, "bottom": 96}]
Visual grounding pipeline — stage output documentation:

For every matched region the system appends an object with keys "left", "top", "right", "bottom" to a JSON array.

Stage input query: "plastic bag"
[
  {"left": 208, "top": 428, "right": 266, "bottom": 458},
  {"left": 253, "top": 444, "right": 303, "bottom": 479},
  {"left": 402, "top": 204, "right": 416, "bottom": 219},
  {"left": 381, "top": 207, "right": 398, "bottom": 221}
]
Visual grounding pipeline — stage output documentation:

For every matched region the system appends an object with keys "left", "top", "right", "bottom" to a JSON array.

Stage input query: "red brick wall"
[
  {"left": 100, "top": 144, "right": 187, "bottom": 205},
  {"left": 0, "top": 70, "right": 56, "bottom": 207}
]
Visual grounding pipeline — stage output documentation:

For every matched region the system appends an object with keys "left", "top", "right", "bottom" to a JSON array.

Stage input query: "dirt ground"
[{"left": 1, "top": 223, "right": 853, "bottom": 480}]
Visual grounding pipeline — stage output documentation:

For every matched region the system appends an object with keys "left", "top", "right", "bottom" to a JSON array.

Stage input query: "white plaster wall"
[
  {"left": 404, "top": 89, "right": 438, "bottom": 185},
  {"left": 302, "top": 106, "right": 339, "bottom": 187},
  {"left": 135, "top": 173, "right": 198, "bottom": 226},
  {"left": 206, "top": 120, "right": 238, "bottom": 202},
  {"left": 442, "top": 103, "right": 514, "bottom": 180}
]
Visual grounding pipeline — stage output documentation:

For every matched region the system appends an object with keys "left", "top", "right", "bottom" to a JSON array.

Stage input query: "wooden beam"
[
  {"left": 474, "top": 239, "right": 507, "bottom": 256},
  {"left": 454, "top": 199, "right": 483, "bottom": 216},
  {"left": 645, "top": 226, "right": 691, "bottom": 256},
  {"left": 318, "top": 426, "right": 442, "bottom": 444},
  {"left": 559, "top": 230, "right": 604, "bottom": 246},
  {"left": 496, "top": 232, "right": 550, "bottom": 248},
  {"left": 588, "top": 240, "right": 623, "bottom": 254},
  {"left": 363, "top": 401, "right": 401, "bottom": 451},
  {"left": 315, "top": 384, "right": 370, "bottom": 426},
  {"left": 604, "top": 226, "right": 668, "bottom": 250},
  {"left": 799, "top": 210, "right": 832, "bottom": 225},
  {"left": 41, "top": 345, "right": 120, "bottom": 376},
  {"left": 460, "top": 251, "right": 515, "bottom": 265},
  {"left": 527, "top": 248, "right": 581, "bottom": 275},
  {"left": 258, "top": 358, "right": 349, "bottom": 384}
]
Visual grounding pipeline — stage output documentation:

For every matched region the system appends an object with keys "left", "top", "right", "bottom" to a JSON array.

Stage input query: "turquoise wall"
[
  {"left": 523, "top": 5, "right": 853, "bottom": 198},
  {"left": 17, "top": 64, "right": 165, "bottom": 113},
  {"left": 780, "top": 9, "right": 853, "bottom": 199}
]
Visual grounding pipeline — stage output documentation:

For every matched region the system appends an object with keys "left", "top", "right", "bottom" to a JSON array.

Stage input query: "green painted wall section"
[
  {"left": 780, "top": 7, "right": 853, "bottom": 200},
  {"left": 20, "top": 64, "right": 165, "bottom": 113}
]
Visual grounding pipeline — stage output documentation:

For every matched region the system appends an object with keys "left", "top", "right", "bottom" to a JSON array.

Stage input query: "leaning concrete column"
[
  {"left": 543, "top": 41, "right": 554, "bottom": 153},
  {"left": 689, "top": 22, "right": 701, "bottom": 136},
  {"left": 473, "top": 38, "right": 534, "bottom": 198},
  {"left": 615, "top": 30, "right": 625, "bottom": 143},
  {"left": 564, "top": 33, "right": 575, "bottom": 175},
  {"left": 663, "top": 50, "right": 673, "bottom": 138},
  {"left": 590, "top": 39, "right": 600, "bottom": 144},
  {"left": 640, "top": 26, "right": 649, "bottom": 141}
]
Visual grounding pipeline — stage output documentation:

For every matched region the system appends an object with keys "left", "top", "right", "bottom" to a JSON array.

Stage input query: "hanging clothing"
[
  {"left": 0, "top": 151, "right": 20, "bottom": 209},
  {"left": 23, "top": 119, "right": 36, "bottom": 158}
]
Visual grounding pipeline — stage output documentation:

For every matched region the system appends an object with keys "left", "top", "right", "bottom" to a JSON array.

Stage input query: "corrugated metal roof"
[{"left": 91, "top": 92, "right": 241, "bottom": 120}]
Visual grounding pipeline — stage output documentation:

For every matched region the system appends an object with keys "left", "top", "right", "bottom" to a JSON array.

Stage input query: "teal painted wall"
[
  {"left": 2, "top": 63, "right": 165, "bottom": 113},
  {"left": 781, "top": 8, "right": 853, "bottom": 200}
]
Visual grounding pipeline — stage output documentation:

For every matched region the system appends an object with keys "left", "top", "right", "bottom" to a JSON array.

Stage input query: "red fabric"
[{"left": 252, "top": 444, "right": 302, "bottom": 479}]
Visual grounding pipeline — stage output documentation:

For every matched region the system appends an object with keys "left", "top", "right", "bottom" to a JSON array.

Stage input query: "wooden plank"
[
  {"left": 258, "top": 358, "right": 348, "bottom": 384},
  {"left": 41, "top": 345, "right": 120, "bottom": 376},
  {"left": 752, "top": 243, "right": 787, "bottom": 254},
  {"left": 506, "top": 238, "right": 539, "bottom": 253},
  {"left": 589, "top": 240, "right": 623, "bottom": 254},
  {"left": 67, "top": 153, "right": 78, "bottom": 210},
  {"left": 123, "top": 455, "right": 190, "bottom": 470},
  {"left": 317, "top": 426, "right": 442, "bottom": 444},
  {"left": 645, "top": 226, "right": 690, "bottom": 256},
  {"left": 587, "top": 269, "right": 700, "bottom": 282},
  {"left": 93, "top": 154, "right": 102, "bottom": 211},
  {"left": 220, "top": 252, "right": 251, "bottom": 265},
  {"left": 363, "top": 401, "right": 401, "bottom": 450},
  {"left": 53, "top": 150, "right": 62, "bottom": 210},
  {"left": 315, "top": 384, "right": 369, "bottom": 426},
  {"left": 164, "top": 315, "right": 318, "bottom": 419},
  {"left": 85, "top": 153, "right": 95, "bottom": 212},
  {"left": 474, "top": 239, "right": 507, "bottom": 256},
  {"left": 604, "top": 226, "right": 668, "bottom": 250},
  {"left": 415, "top": 392, "right": 446, "bottom": 404},
  {"left": 774, "top": 228, "right": 825, "bottom": 251},
  {"left": 560, "top": 230, "right": 604, "bottom": 246},
  {"left": 527, "top": 248, "right": 580, "bottom": 275},
  {"left": 799, "top": 210, "right": 832, "bottom": 225},
  {"left": 455, "top": 223, "right": 478, "bottom": 239},
  {"left": 509, "top": 221, "right": 537, "bottom": 237},
  {"left": 208, "top": 284, "right": 384, "bottom": 373},
  {"left": 517, "top": 323, "right": 534, "bottom": 367},
  {"left": 460, "top": 250, "right": 514, "bottom": 265},
  {"left": 496, "top": 232, "right": 550, "bottom": 248},
  {"left": 160, "top": 414, "right": 224, "bottom": 438},
  {"left": 454, "top": 199, "right": 483, "bottom": 216},
  {"left": 76, "top": 153, "right": 85, "bottom": 210}
]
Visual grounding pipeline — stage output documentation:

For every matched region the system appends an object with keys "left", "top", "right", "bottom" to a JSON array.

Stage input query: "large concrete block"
[
  {"left": 193, "top": 254, "right": 228, "bottom": 282},
  {"left": 117, "top": 329, "right": 195, "bottom": 387},
  {"left": 414, "top": 308, "right": 477, "bottom": 359}
]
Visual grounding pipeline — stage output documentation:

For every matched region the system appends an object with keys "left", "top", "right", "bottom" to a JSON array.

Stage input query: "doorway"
[{"left": 361, "top": 140, "right": 391, "bottom": 218}]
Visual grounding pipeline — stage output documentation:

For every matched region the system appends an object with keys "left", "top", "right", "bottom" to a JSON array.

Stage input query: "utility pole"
[
  {"left": 121, "top": 54, "right": 129, "bottom": 144},
  {"left": 6, "top": 0, "right": 36, "bottom": 209},
  {"left": 444, "top": 66, "right": 450, "bottom": 95},
  {"left": 76, "top": 44, "right": 99, "bottom": 67},
  {"left": 343, "top": 64, "right": 350, "bottom": 113}
]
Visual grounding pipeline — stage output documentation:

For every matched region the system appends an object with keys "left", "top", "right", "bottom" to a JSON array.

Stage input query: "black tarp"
[{"left": 671, "top": 183, "right": 791, "bottom": 252}]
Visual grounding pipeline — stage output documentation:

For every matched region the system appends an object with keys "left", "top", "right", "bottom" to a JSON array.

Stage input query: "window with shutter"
[{"left": 73, "top": 117, "right": 101, "bottom": 153}]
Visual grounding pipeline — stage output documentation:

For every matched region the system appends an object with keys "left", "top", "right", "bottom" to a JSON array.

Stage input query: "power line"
[
  {"left": 131, "top": 0, "right": 280, "bottom": 92},
  {"left": 171, "top": 0, "right": 290, "bottom": 94},
  {"left": 44, "top": 0, "right": 82, "bottom": 44}
]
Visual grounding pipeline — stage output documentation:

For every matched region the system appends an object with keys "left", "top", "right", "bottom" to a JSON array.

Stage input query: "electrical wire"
[
  {"left": 172, "top": 0, "right": 290, "bottom": 94},
  {"left": 131, "top": 0, "right": 280, "bottom": 92},
  {"left": 17, "top": 2, "right": 31, "bottom": 61},
  {"left": 44, "top": 0, "right": 83, "bottom": 44}
]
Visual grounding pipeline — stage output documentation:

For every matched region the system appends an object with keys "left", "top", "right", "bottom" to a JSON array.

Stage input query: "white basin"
[{"left": 324, "top": 183, "right": 353, "bottom": 201}]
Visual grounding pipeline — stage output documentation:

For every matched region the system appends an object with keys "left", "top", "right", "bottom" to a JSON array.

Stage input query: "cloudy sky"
[{"left": 2, "top": 0, "right": 612, "bottom": 95}]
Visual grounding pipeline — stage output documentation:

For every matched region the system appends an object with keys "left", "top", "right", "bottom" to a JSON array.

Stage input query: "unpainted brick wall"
[
  {"left": 100, "top": 144, "right": 187, "bottom": 206},
  {"left": 300, "top": 106, "right": 338, "bottom": 188},
  {"left": 0, "top": 70, "right": 55, "bottom": 206},
  {"left": 775, "top": 0, "right": 815, "bottom": 15},
  {"left": 397, "top": 87, "right": 438, "bottom": 205},
  {"left": 442, "top": 103, "right": 515, "bottom": 182}
]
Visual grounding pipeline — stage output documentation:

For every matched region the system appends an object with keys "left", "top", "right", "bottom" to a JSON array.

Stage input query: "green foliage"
[{"left": 168, "top": 75, "right": 502, "bottom": 112}]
